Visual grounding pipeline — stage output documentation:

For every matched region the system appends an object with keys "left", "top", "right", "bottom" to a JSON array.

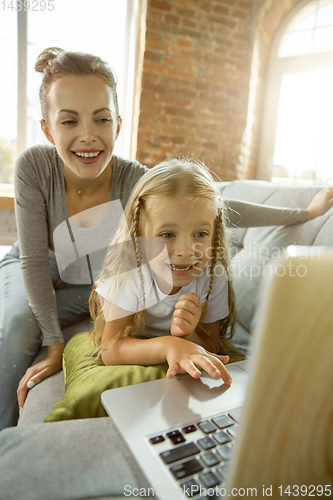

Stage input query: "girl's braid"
[
  {"left": 206, "top": 207, "right": 223, "bottom": 301},
  {"left": 132, "top": 197, "right": 146, "bottom": 307}
]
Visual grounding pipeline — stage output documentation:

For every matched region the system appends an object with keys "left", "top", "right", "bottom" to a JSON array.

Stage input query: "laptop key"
[
  {"left": 199, "top": 470, "right": 220, "bottom": 488},
  {"left": 217, "top": 443, "right": 233, "bottom": 461},
  {"left": 160, "top": 442, "right": 200, "bottom": 464},
  {"left": 198, "top": 496, "right": 220, "bottom": 500},
  {"left": 212, "top": 414, "right": 234, "bottom": 429},
  {"left": 170, "top": 458, "right": 203, "bottom": 479},
  {"left": 228, "top": 408, "right": 242, "bottom": 423},
  {"left": 197, "top": 436, "right": 216, "bottom": 450},
  {"left": 227, "top": 426, "right": 238, "bottom": 439},
  {"left": 182, "top": 425, "right": 197, "bottom": 434},
  {"left": 149, "top": 435, "right": 165, "bottom": 445},
  {"left": 180, "top": 478, "right": 201, "bottom": 497},
  {"left": 201, "top": 451, "right": 220, "bottom": 467},
  {"left": 197, "top": 420, "right": 216, "bottom": 434},
  {"left": 166, "top": 430, "right": 186, "bottom": 445},
  {"left": 214, "top": 430, "right": 232, "bottom": 445},
  {"left": 216, "top": 463, "right": 229, "bottom": 480}
]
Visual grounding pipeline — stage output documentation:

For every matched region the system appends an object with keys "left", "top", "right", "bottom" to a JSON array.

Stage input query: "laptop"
[{"left": 101, "top": 247, "right": 333, "bottom": 499}]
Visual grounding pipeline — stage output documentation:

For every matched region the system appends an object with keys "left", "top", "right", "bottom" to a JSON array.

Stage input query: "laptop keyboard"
[{"left": 147, "top": 407, "right": 242, "bottom": 499}]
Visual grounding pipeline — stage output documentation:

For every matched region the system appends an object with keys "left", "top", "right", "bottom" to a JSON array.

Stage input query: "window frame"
[
  {"left": 0, "top": 0, "right": 139, "bottom": 209},
  {"left": 257, "top": 0, "right": 333, "bottom": 183}
]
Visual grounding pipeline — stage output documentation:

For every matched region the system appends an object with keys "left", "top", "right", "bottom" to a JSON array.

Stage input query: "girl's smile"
[{"left": 143, "top": 196, "right": 215, "bottom": 294}]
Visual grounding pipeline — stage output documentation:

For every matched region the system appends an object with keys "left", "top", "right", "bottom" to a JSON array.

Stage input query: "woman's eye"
[
  {"left": 97, "top": 118, "right": 111, "bottom": 123},
  {"left": 61, "top": 120, "right": 76, "bottom": 125}
]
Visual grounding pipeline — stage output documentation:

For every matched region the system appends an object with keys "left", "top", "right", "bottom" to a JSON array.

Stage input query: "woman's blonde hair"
[
  {"left": 89, "top": 157, "right": 236, "bottom": 354},
  {"left": 35, "top": 47, "right": 120, "bottom": 123}
]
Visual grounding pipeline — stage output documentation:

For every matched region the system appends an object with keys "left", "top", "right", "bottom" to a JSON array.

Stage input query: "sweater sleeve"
[
  {"left": 225, "top": 200, "right": 308, "bottom": 228},
  {"left": 14, "top": 148, "right": 64, "bottom": 346}
]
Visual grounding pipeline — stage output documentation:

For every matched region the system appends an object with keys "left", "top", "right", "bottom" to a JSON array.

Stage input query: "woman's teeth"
[
  {"left": 170, "top": 264, "right": 192, "bottom": 271},
  {"left": 74, "top": 151, "right": 101, "bottom": 158}
]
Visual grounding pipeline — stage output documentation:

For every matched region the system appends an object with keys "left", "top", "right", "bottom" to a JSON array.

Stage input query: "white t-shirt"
[{"left": 96, "top": 264, "right": 229, "bottom": 338}]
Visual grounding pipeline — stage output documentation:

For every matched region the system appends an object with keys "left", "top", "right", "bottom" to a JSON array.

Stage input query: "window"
[
  {"left": 0, "top": 0, "right": 138, "bottom": 185},
  {"left": 258, "top": 0, "right": 333, "bottom": 185}
]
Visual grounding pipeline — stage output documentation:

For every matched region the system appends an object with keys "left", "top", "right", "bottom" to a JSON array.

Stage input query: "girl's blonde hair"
[
  {"left": 35, "top": 47, "right": 120, "bottom": 123},
  {"left": 89, "top": 157, "right": 236, "bottom": 354}
]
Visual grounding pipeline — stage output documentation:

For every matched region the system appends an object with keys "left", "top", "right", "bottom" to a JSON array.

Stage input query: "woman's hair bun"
[{"left": 35, "top": 47, "right": 65, "bottom": 73}]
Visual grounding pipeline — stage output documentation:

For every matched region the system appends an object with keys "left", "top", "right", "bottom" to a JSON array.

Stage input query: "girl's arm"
[
  {"left": 170, "top": 293, "right": 221, "bottom": 352},
  {"left": 100, "top": 310, "right": 231, "bottom": 384}
]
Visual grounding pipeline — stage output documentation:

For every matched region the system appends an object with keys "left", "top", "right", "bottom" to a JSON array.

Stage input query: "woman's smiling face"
[{"left": 41, "top": 74, "right": 121, "bottom": 180}]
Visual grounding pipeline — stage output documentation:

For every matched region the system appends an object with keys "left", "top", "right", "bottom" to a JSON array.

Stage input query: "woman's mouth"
[
  {"left": 74, "top": 151, "right": 102, "bottom": 158},
  {"left": 72, "top": 150, "right": 103, "bottom": 164}
]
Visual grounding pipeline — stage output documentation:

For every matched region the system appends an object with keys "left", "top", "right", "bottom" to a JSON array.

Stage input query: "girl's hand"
[
  {"left": 17, "top": 344, "right": 64, "bottom": 410},
  {"left": 171, "top": 293, "right": 201, "bottom": 337},
  {"left": 165, "top": 337, "right": 231, "bottom": 385},
  {"left": 306, "top": 187, "right": 333, "bottom": 220}
]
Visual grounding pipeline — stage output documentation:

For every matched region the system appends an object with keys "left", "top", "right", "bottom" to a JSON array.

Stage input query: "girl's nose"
[{"left": 174, "top": 236, "right": 194, "bottom": 257}]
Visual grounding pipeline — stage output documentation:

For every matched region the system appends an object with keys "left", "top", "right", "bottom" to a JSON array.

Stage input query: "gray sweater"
[
  {"left": 14, "top": 145, "right": 306, "bottom": 346},
  {"left": 14, "top": 145, "right": 147, "bottom": 346}
]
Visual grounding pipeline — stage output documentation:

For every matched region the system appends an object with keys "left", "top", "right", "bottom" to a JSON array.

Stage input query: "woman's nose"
[{"left": 78, "top": 122, "right": 97, "bottom": 142}]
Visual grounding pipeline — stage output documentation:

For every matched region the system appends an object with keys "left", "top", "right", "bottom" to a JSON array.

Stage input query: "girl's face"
[
  {"left": 41, "top": 75, "right": 121, "bottom": 181},
  {"left": 142, "top": 195, "right": 215, "bottom": 295}
]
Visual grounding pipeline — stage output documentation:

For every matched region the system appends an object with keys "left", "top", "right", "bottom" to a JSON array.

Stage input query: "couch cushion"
[
  {"left": 44, "top": 332, "right": 169, "bottom": 422},
  {"left": 0, "top": 418, "right": 152, "bottom": 500},
  {"left": 223, "top": 181, "right": 333, "bottom": 336}
]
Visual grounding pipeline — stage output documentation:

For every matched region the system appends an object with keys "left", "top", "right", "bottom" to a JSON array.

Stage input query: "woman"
[{"left": 0, "top": 47, "right": 147, "bottom": 429}]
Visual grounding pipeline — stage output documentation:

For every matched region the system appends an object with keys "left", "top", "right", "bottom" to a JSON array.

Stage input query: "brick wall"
[{"left": 133, "top": 0, "right": 304, "bottom": 180}]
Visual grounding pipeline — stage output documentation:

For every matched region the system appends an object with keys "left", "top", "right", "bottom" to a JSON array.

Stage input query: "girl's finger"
[
  {"left": 166, "top": 362, "right": 182, "bottom": 379},
  {"left": 194, "top": 355, "right": 232, "bottom": 384},
  {"left": 179, "top": 359, "right": 202, "bottom": 379}
]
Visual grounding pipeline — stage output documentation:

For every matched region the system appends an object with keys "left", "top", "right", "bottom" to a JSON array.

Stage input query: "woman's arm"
[
  {"left": 226, "top": 187, "right": 333, "bottom": 228},
  {"left": 14, "top": 147, "right": 67, "bottom": 406},
  {"left": 17, "top": 344, "right": 64, "bottom": 410},
  {"left": 14, "top": 147, "right": 65, "bottom": 346}
]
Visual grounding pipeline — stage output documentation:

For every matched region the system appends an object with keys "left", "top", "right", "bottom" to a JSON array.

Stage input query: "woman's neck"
[
  {"left": 63, "top": 159, "right": 113, "bottom": 197},
  {"left": 64, "top": 159, "right": 113, "bottom": 219}
]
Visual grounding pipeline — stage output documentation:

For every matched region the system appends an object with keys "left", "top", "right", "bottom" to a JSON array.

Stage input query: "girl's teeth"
[
  {"left": 75, "top": 151, "right": 101, "bottom": 158},
  {"left": 171, "top": 264, "right": 192, "bottom": 271}
]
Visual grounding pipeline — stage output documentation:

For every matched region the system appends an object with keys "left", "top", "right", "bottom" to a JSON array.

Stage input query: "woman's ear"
[
  {"left": 40, "top": 119, "right": 55, "bottom": 145},
  {"left": 115, "top": 117, "right": 122, "bottom": 140}
]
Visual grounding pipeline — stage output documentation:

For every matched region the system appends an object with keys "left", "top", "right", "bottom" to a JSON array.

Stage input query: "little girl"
[{"left": 90, "top": 157, "right": 236, "bottom": 384}]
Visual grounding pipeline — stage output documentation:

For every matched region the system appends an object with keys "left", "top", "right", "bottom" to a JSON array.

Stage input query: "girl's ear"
[{"left": 40, "top": 120, "right": 55, "bottom": 145}]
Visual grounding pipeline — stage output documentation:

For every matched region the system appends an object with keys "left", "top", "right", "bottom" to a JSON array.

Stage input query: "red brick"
[
  {"left": 214, "top": 5, "right": 230, "bottom": 16},
  {"left": 150, "top": 0, "right": 172, "bottom": 11}
]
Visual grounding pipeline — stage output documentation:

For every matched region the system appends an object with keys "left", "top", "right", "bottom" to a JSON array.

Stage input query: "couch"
[{"left": 0, "top": 180, "right": 332, "bottom": 500}]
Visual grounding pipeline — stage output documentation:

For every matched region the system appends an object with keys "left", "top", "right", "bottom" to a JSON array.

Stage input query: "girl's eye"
[
  {"left": 160, "top": 232, "right": 174, "bottom": 239},
  {"left": 97, "top": 118, "right": 111, "bottom": 123},
  {"left": 195, "top": 231, "right": 209, "bottom": 238},
  {"left": 61, "top": 120, "right": 76, "bottom": 125}
]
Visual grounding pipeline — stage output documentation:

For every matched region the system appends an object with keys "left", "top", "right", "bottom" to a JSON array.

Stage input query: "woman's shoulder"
[
  {"left": 112, "top": 155, "right": 148, "bottom": 182},
  {"left": 15, "top": 144, "right": 61, "bottom": 173}
]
